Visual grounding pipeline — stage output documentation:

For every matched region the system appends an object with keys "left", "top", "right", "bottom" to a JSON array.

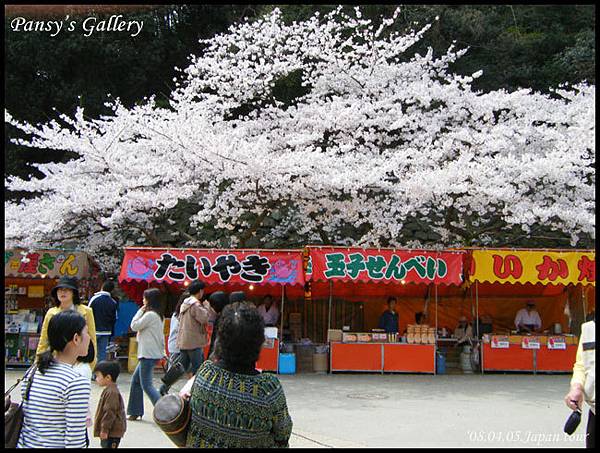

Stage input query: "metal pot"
[{"left": 553, "top": 323, "right": 562, "bottom": 334}]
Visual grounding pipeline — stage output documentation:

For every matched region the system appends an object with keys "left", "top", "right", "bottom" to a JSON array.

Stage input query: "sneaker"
[{"left": 159, "top": 383, "right": 170, "bottom": 396}]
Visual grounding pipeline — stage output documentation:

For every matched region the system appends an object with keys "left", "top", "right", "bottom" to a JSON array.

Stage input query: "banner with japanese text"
[
  {"left": 5, "top": 249, "right": 92, "bottom": 279},
  {"left": 307, "top": 247, "right": 465, "bottom": 285},
  {"left": 469, "top": 250, "right": 595, "bottom": 286},
  {"left": 119, "top": 248, "right": 305, "bottom": 286}
]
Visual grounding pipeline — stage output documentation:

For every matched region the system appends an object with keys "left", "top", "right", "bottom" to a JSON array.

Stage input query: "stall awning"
[
  {"left": 307, "top": 246, "right": 465, "bottom": 286},
  {"left": 118, "top": 247, "right": 305, "bottom": 286},
  {"left": 468, "top": 249, "right": 595, "bottom": 287},
  {"left": 5, "top": 248, "right": 96, "bottom": 280}
]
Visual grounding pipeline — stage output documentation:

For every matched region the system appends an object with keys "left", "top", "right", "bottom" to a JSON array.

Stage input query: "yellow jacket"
[{"left": 36, "top": 304, "right": 98, "bottom": 371}]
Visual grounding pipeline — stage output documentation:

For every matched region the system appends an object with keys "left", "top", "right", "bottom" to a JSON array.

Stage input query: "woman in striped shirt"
[{"left": 17, "top": 311, "right": 92, "bottom": 448}]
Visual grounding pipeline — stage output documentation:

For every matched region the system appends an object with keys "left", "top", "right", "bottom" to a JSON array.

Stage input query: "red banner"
[
  {"left": 307, "top": 247, "right": 464, "bottom": 286},
  {"left": 119, "top": 248, "right": 304, "bottom": 286}
]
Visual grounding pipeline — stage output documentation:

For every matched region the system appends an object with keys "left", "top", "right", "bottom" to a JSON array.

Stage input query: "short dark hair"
[
  {"left": 229, "top": 291, "right": 246, "bottom": 304},
  {"left": 93, "top": 360, "right": 121, "bottom": 382},
  {"left": 102, "top": 280, "right": 115, "bottom": 292},
  {"left": 215, "top": 302, "right": 264, "bottom": 369},
  {"left": 263, "top": 294, "right": 273, "bottom": 301},
  {"left": 38, "top": 311, "right": 87, "bottom": 374},
  {"left": 387, "top": 297, "right": 397, "bottom": 304},
  {"left": 143, "top": 288, "right": 164, "bottom": 320},
  {"left": 188, "top": 280, "right": 206, "bottom": 296},
  {"left": 208, "top": 291, "right": 229, "bottom": 314}
]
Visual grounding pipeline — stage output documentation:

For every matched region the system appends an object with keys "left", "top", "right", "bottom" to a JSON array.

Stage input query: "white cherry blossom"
[{"left": 5, "top": 7, "right": 595, "bottom": 272}]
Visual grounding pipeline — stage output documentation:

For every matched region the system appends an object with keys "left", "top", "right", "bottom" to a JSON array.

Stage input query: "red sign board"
[
  {"left": 307, "top": 247, "right": 464, "bottom": 285},
  {"left": 119, "top": 248, "right": 304, "bottom": 286}
]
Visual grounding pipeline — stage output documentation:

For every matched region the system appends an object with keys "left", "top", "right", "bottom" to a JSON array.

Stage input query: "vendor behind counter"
[{"left": 378, "top": 297, "right": 399, "bottom": 333}]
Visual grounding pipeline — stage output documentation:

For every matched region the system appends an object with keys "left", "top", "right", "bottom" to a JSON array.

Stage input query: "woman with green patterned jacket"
[{"left": 180, "top": 301, "right": 293, "bottom": 448}]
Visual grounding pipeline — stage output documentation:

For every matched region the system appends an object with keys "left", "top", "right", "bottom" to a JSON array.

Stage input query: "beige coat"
[{"left": 176, "top": 296, "right": 211, "bottom": 350}]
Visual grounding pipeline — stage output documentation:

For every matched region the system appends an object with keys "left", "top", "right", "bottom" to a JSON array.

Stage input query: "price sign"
[
  {"left": 521, "top": 337, "right": 540, "bottom": 349},
  {"left": 491, "top": 335, "right": 509, "bottom": 349},
  {"left": 547, "top": 337, "right": 567, "bottom": 350}
]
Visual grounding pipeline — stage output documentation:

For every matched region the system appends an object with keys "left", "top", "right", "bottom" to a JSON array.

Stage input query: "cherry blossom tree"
[{"left": 5, "top": 7, "right": 595, "bottom": 272}]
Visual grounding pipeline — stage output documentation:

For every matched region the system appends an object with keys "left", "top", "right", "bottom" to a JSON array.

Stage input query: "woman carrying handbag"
[{"left": 16, "top": 310, "right": 92, "bottom": 448}]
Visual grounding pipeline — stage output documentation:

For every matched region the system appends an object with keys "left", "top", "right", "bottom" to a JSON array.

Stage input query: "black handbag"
[
  {"left": 5, "top": 365, "right": 36, "bottom": 448},
  {"left": 161, "top": 360, "right": 186, "bottom": 389},
  {"left": 152, "top": 393, "right": 191, "bottom": 448},
  {"left": 564, "top": 408, "right": 582, "bottom": 435}
]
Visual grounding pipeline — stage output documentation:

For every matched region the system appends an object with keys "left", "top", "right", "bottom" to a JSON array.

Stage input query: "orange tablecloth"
[
  {"left": 482, "top": 343, "right": 577, "bottom": 373},
  {"left": 330, "top": 342, "right": 435, "bottom": 374},
  {"left": 383, "top": 344, "right": 435, "bottom": 373},
  {"left": 256, "top": 339, "right": 279, "bottom": 372}
]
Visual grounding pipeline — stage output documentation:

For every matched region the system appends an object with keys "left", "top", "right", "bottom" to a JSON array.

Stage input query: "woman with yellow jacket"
[{"left": 36, "top": 276, "right": 97, "bottom": 371}]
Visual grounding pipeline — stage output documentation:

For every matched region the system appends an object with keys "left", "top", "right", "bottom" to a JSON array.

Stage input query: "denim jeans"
[
  {"left": 96, "top": 334, "right": 110, "bottom": 364},
  {"left": 178, "top": 348, "right": 204, "bottom": 375},
  {"left": 126, "top": 358, "right": 160, "bottom": 417}
]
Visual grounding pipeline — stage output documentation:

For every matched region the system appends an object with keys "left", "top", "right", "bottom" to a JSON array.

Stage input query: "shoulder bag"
[{"left": 5, "top": 365, "right": 36, "bottom": 448}]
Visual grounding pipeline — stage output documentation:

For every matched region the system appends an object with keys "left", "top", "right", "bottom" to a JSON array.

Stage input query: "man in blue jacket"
[
  {"left": 89, "top": 280, "right": 118, "bottom": 364},
  {"left": 378, "top": 297, "right": 399, "bottom": 334}
]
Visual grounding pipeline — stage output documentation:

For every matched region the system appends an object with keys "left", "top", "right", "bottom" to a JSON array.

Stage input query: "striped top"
[
  {"left": 17, "top": 361, "right": 91, "bottom": 448},
  {"left": 187, "top": 360, "right": 293, "bottom": 448}
]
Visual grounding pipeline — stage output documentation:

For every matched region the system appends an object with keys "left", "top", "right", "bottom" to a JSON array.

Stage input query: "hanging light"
[
  {"left": 183, "top": 281, "right": 190, "bottom": 287},
  {"left": 401, "top": 280, "right": 406, "bottom": 285},
  {"left": 249, "top": 285, "right": 255, "bottom": 291}
]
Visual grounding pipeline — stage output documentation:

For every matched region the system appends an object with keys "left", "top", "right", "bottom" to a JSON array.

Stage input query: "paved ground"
[{"left": 5, "top": 368, "right": 589, "bottom": 448}]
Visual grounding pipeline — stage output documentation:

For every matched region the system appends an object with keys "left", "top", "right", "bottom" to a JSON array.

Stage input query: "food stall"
[
  {"left": 306, "top": 246, "right": 466, "bottom": 374},
  {"left": 118, "top": 247, "right": 305, "bottom": 373},
  {"left": 5, "top": 248, "right": 102, "bottom": 367},
  {"left": 468, "top": 249, "right": 595, "bottom": 373}
]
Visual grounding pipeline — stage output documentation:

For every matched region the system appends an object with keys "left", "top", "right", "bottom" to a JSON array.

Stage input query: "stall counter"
[
  {"left": 383, "top": 343, "right": 436, "bottom": 373},
  {"left": 256, "top": 339, "right": 279, "bottom": 372},
  {"left": 330, "top": 342, "right": 435, "bottom": 374},
  {"left": 482, "top": 334, "right": 578, "bottom": 373}
]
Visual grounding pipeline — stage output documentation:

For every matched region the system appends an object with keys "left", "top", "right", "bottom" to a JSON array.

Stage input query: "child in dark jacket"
[{"left": 93, "top": 361, "right": 127, "bottom": 448}]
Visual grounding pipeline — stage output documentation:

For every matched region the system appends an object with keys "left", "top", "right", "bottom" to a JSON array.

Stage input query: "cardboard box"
[
  {"left": 313, "top": 353, "right": 328, "bottom": 372},
  {"left": 327, "top": 329, "right": 343, "bottom": 342},
  {"left": 294, "top": 344, "right": 316, "bottom": 357},
  {"left": 289, "top": 313, "right": 302, "bottom": 323}
]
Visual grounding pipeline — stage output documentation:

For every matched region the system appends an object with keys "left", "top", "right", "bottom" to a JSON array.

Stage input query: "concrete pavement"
[{"left": 4, "top": 368, "right": 588, "bottom": 448}]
